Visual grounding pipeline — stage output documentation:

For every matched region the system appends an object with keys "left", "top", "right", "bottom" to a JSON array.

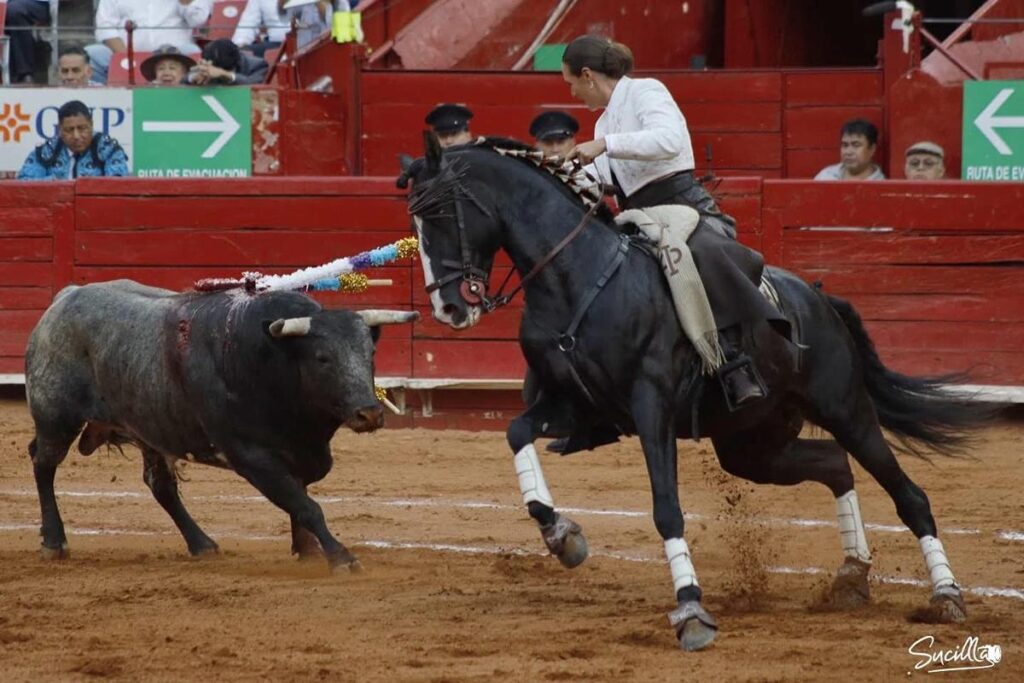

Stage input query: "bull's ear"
[
  {"left": 267, "top": 317, "right": 311, "bottom": 338},
  {"left": 424, "top": 130, "right": 442, "bottom": 172}
]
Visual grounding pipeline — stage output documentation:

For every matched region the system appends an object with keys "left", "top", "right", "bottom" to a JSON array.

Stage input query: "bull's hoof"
[
  {"left": 39, "top": 544, "right": 69, "bottom": 561},
  {"left": 541, "top": 514, "right": 588, "bottom": 569},
  {"left": 669, "top": 601, "right": 718, "bottom": 652},
  {"left": 188, "top": 543, "right": 221, "bottom": 558},
  {"left": 828, "top": 557, "right": 871, "bottom": 608},
  {"left": 329, "top": 556, "right": 362, "bottom": 574},
  {"left": 929, "top": 586, "right": 967, "bottom": 624}
]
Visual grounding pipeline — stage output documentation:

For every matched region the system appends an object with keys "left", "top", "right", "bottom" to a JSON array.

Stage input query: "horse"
[{"left": 400, "top": 134, "right": 988, "bottom": 651}]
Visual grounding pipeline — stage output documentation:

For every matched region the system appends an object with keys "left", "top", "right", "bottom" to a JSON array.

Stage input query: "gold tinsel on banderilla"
[{"left": 394, "top": 236, "right": 419, "bottom": 260}]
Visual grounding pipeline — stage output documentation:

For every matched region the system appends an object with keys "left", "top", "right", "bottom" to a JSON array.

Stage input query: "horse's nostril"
[{"left": 442, "top": 303, "right": 458, "bottom": 317}]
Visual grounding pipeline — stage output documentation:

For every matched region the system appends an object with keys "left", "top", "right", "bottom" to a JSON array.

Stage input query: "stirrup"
[{"left": 717, "top": 355, "right": 768, "bottom": 412}]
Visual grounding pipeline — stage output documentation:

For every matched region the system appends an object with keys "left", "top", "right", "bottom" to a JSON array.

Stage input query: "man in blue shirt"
[{"left": 17, "top": 101, "right": 129, "bottom": 180}]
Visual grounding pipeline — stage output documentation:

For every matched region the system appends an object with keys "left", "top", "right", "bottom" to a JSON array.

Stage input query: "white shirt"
[
  {"left": 814, "top": 163, "right": 886, "bottom": 181},
  {"left": 94, "top": 0, "right": 213, "bottom": 52},
  {"left": 592, "top": 76, "right": 695, "bottom": 198},
  {"left": 232, "top": 0, "right": 290, "bottom": 46}
]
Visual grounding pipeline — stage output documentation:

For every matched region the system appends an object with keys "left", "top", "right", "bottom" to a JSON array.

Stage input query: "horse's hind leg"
[
  {"left": 29, "top": 429, "right": 78, "bottom": 560},
  {"left": 506, "top": 395, "right": 588, "bottom": 570},
  {"left": 142, "top": 448, "right": 219, "bottom": 556},
  {"left": 713, "top": 426, "right": 872, "bottom": 607},
  {"left": 815, "top": 390, "right": 965, "bottom": 622}
]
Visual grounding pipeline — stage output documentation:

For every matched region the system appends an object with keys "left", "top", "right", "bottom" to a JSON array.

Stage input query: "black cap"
[
  {"left": 425, "top": 103, "right": 473, "bottom": 134},
  {"left": 529, "top": 111, "right": 579, "bottom": 141}
]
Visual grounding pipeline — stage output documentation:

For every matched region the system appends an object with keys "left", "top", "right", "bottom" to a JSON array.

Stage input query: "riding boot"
[{"left": 717, "top": 326, "right": 766, "bottom": 409}]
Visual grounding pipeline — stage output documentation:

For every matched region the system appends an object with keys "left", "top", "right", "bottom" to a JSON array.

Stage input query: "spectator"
[
  {"left": 86, "top": 0, "right": 212, "bottom": 84},
  {"left": 233, "top": 0, "right": 289, "bottom": 56},
  {"left": 58, "top": 46, "right": 99, "bottom": 87},
  {"left": 18, "top": 100, "right": 129, "bottom": 180},
  {"left": 233, "top": 0, "right": 343, "bottom": 55},
  {"left": 814, "top": 119, "right": 885, "bottom": 181},
  {"left": 425, "top": 104, "right": 474, "bottom": 148},
  {"left": 904, "top": 141, "right": 945, "bottom": 180},
  {"left": 280, "top": 0, "right": 333, "bottom": 49},
  {"left": 191, "top": 38, "right": 268, "bottom": 85},
  {"left": 4, "top": 0, "right": 51, "bottom": 84},
  {"left": 140, "top": 45, "right": 196, "bottom": 86},
  {"left": 529, "top": 110, "right": 579, "bottom": 158}
]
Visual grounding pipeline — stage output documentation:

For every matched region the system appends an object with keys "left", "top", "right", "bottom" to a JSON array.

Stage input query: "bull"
[{"left": 25, "top": 279, "right": 418, "bottom": 571}]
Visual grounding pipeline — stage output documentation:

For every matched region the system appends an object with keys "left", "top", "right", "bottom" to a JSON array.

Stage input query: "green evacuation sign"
[
  {"left": 963, "top": 80, "right": 1024, "bottom": 181},
  {"left": 133, "top": 88, "right": 251, "bottom": 177}
]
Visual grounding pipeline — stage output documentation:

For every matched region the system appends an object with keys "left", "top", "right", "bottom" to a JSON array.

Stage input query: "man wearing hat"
[
  {"left": 140, "top": 46, "right": 197, "bottom": 86},
  {"left": 904, "top": 141, "right": 945, "bottom": 180},
  {"left": 529, "top": 110, "right": 579, "bottom": 158},
  {"left": 425, "top": 104, "right": 474, "bottom": 148}
]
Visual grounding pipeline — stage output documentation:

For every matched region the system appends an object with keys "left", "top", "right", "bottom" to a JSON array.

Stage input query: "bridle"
[{"left": 410, "top": 155, "right": 603, "bottom": 313}]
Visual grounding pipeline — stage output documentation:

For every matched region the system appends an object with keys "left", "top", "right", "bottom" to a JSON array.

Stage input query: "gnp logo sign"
[{"left": 0, "top": 89, "right": 133, "bottom": 174}]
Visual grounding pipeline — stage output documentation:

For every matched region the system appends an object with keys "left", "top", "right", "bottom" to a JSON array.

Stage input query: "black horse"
[{"left": 401, "top": 135, "right": 986, "bottom": 651}]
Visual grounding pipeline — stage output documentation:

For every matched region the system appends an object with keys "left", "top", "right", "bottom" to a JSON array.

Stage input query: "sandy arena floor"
[{"left": 0, "top": 397, "right": 1021, "bottom": 681}]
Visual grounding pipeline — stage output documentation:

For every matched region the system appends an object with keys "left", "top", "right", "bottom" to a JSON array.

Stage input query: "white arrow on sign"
[
  {"left": 974, "top": 87, "right": 1024, "bottom": 156},
  {"left": 141, "top": 95, "right": 240, "bottom": 158}
]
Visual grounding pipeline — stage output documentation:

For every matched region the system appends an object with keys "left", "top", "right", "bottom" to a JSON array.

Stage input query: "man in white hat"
[{"left": 904, "top": 141, "right": 945, "bottom": 180}]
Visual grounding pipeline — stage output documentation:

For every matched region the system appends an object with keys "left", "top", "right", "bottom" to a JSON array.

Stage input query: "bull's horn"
[
  {"left": 268, "top": 317, "right": 311, "bottom": 337},
  {"left": 357, "top": 310, "right": 421, "bottom": 326}
]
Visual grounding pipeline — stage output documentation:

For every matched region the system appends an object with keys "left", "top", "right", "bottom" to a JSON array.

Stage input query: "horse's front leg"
[
  {"left": 506, "top": 397, "right": 588, "bottom": 569},
  {"left": 631, "top": 379, "right": 718, "bottom": 652}
]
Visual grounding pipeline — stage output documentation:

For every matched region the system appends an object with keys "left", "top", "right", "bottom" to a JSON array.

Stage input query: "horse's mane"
[{"left": 458, "top": 136, "right": 617, "bottom": 226}]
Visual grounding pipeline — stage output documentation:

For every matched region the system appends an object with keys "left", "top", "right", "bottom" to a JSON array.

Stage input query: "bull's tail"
[{"left": 824, "top": 293, "right": 994, "bottom": 456}]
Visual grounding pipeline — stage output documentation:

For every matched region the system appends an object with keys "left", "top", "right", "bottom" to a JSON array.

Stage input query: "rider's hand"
[{"left": 565, "top": 138, "right": 607, "bottom": 165}]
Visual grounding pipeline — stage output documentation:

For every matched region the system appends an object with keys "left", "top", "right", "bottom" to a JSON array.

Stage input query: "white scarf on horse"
[{"left": 616, "top": 205, "right": 724, "bottom": 374}]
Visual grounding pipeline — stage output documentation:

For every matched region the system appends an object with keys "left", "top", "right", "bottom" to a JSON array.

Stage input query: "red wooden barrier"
[{"left": 1, "top": 178, "right": 1020, "bottom": 427}]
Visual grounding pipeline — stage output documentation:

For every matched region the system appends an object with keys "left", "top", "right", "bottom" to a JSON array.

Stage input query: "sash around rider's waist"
[{"left": 619, "top": 171, "right": 699, "bottom": 210}]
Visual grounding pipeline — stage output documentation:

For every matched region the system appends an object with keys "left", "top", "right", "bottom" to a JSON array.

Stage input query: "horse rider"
[
  {"left": 425, "top": 103, "right": 475, "bottom": 149},
  {"left": 561, "top": 34, "right": 785, "bottom": 409}
]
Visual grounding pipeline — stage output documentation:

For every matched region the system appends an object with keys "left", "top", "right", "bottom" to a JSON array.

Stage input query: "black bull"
[
  {"left": 404, "top": 137, "right": 991, "bottom": 651},
  {"left": 26, "top": 280, "right": 417, "bottom": 571}
]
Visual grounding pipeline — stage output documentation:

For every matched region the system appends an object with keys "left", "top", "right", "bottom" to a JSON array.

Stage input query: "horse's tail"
[{"left": 824, "top": 292, "right": 993, "bottom": 456}]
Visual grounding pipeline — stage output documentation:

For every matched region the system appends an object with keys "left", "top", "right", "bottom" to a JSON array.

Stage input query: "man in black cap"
[
  {"left": 425, "top": 103, "right": 474, "bottom": 148},
  {"left": 529, "top": 110, "right": 579, "bottom": 158}
]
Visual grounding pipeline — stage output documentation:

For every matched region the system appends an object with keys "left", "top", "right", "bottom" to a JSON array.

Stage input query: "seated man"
[
  {"left": 815, "top": 119, "right": 886, "bottom": 181},
  {"left": 904, "top": 141, "right": 945, "bottom": 180},
  {"left": 18, "top": 100, "right": 129, "bottom": 180},
  {"left": 233, "top": 0, "right": 290, "bottom": 56},
  {"left": 281, "top": 0, "right": 333, "bottom": 48},
  {"left": 140, "top": 46, "right": 196, "bottom": 86},
  {"left": 425, "top": 103, "right": 474, "bottom": 148},
  {"left": 191, "top": 39, "right": 268, "bottom": 85},
  {"left": 58, "top": 46, "right": 99, "bottom": 88},
  {"left": 529, "top": 110, "right": 579, "bottom": 158},
  {"left": 4, "top": 0, "right": 51, "bottom": 84},
  {"left": 87, "top": 0, "right": 212, "bottom": 84}
]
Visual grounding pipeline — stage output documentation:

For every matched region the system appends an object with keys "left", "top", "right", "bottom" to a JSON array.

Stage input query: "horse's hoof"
[
  {"left": 680, "top": 619, "right": 717, "bottom": 652},
  {"left": 557, "top": 528, "right": 588, "bottom": 569},
  {"left": 39, "top": 544, "right": 69, "bottom": 561},
  {"left": 668, "top": 601, "right": 718, "bottom": 652},
  {"left": 929, "top": 586, "right": 967, "bottom": 623},
  {"left": 542, "top": 514, "right": 588, "bottom": 569},
  {"left": 296, "top": 551, "right": 323, "bottom": 563},
  {"left": 828, "top": 557, "right": 871, "bottom": 608}
]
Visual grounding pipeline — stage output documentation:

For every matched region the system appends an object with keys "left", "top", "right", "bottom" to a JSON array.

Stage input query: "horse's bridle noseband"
[{"left": 412, "top": 157, "right": 603, "bottom": 313}]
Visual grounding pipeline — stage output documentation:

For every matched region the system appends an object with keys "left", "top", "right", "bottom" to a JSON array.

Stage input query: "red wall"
[{"left": 2, "top": 177, "right": 1020, "bottom": 428}]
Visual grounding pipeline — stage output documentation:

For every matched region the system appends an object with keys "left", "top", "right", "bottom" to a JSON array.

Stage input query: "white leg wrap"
[
  {"left": 919, "top": 535, "right": 957, "bottom": 590},
  {"left": 836, "top": 490, "right": 872, "bottom": 563},
  {"left": 664, "top": 538, "right": 699, "bottom": 594},
  {"left": 513, "top": 444, "right": 554, "bottom": 508}
]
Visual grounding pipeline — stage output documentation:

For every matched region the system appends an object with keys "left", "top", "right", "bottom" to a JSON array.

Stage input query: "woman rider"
[{"left": 561, "top": 34, "right": 784, "bottom": 409}]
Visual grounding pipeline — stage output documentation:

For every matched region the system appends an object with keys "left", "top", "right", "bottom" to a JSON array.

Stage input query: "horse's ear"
[
  {"left": 396, "top": 153, "right": 415, "bottom": 189},
  {"left": 424, "top": 130, "right": 443, "bottom": 172},
  {"left": 398, "top": 153, "right": 414, "bottom": 173}
]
